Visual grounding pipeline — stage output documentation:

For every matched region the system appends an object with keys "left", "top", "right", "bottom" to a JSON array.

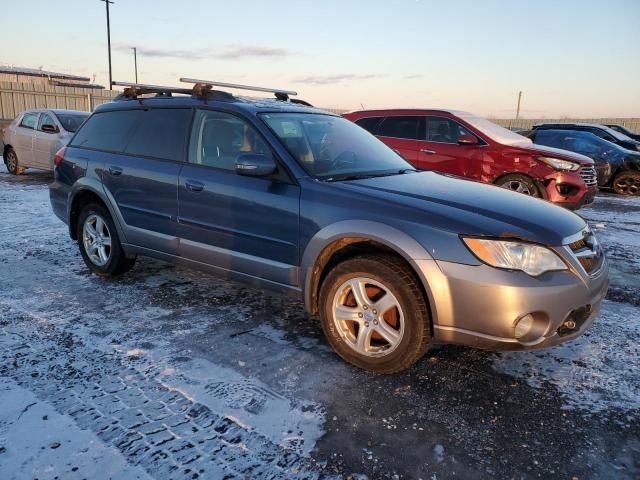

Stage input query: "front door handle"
[
  {"left": 108, "top": 166, "right": 123, "bottom": 176},
  {"left": 185, "top": 180, "right": 204, "bottom": 192},
  {"left": 420, "top": 149, "right": 436, "bottom": 155}
]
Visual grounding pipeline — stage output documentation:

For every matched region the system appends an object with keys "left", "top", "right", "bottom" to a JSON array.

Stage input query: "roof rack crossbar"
[
  {"left": 112, "top": 81, "right": 193, "bottom": 98},
  {"left": 179, "top": 78, "right": 297, "bottom": 100}
]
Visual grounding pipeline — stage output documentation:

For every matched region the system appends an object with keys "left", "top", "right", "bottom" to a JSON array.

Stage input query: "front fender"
[{"left": 300, "top": 220, "right": 440, "bottom": 317}]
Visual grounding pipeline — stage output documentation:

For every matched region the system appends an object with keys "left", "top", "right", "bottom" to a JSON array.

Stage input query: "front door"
[
  {"left": 178, "top": 109, "right": 300, "bottom": 286},
  {"left": 33, "top": 112, "right": 61, "bottom": 170},
  {"left": 416, "top": 116, "right": 483, "bottom": 178}
]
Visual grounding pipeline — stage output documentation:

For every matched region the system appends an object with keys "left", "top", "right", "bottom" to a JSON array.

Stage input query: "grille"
[
  {"left": 568, "top": 229, "right": 603, "bottom": 275},
  {"left": 579, "top": 166, "right": 597, "bottom": 186}
]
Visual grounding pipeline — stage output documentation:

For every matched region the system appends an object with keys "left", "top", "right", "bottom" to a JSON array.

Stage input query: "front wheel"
[
  {"left": 77, "top": 203, "right": 136, "bottom": 276},
  {"left": 612, "top": 171, "right": 640, "bottom": 196},
  {"left": 319, "top": 255, "right": 431, "bottom": 373},
  {"left": 495, "top": 173, "right": 541, "bottom": 197},
  {"left": 5, "top": 148, "right": 24, "bottom": 175}
]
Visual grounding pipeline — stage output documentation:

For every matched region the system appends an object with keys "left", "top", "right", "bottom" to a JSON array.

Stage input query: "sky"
[{"left": 2, "top": 0, "right": 639, "bottom": 117}]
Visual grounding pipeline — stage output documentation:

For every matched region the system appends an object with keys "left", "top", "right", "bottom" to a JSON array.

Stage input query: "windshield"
[
  {"left": 261, "top": 113, "right": 413, "bottom": 179},
  {"left": 55, "top": 112, "right": 89, "bottom": 133},
  {"left": 456, "top": 112, "right": 532, "bottom": 145}
]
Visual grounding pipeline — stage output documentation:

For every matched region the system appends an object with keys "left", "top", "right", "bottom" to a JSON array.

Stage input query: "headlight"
[
  {"left": 462, "top": 237, "right": 567, "bottom": 276},
  {"left": 536, "top": 156, "right": 580, "bottom": 171}
]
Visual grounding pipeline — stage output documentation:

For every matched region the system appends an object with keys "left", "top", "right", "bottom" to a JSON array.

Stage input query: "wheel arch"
[
  {"left": 301, "top": 221, "right": 437, "bottom": 327},
  {"left": 492, "top": 171, "right": 548, "bottom": 200},
  {"left": 68, "top": 182, "right": 126, "bottom": 242}
]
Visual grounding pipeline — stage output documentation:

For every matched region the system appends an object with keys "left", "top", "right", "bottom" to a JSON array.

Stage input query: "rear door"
[
  {"left": 33, "top": 112, "right": 62, "bottom": 170},
  {"left": 12, "top": 112, "right": 38, "bottom": 167},
  {"left": 416, "top": 116, "right": 483, "bottom": 178},
  {"left": 375, "top": 116, "right": 422, "bottom": 162},
  {"left": 178, "top": 109, "right": 300, "bottom": 286},
  {"left": 71, "top": 108, "right": 192, "bottom": 255}
]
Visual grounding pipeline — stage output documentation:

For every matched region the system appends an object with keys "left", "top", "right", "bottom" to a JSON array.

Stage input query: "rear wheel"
[
  {"left": 5, "top": 148, "right": 24, "bottom": 175},
  {"left": 612, "top": 171, "right": 640, "bottom": 196},
  {"left": 495, "top": 173, "right": 541, "bottom": 197},
  {"left": 77, "top": 203, "right": 136, "bottom": 276},
  {"left": 319, "top": 255, "right": 431, "bottom": 374}
]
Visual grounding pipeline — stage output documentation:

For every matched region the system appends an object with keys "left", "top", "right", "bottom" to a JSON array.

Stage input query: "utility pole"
[
  {"left": 515, "top": 91, "right": 522, "bottom": 119},
  {"left": 132, "top": 47, "right": 138, "bottom": 83},
  {"left": 100, "top": 0, "right": 115, "bottom": 90}
]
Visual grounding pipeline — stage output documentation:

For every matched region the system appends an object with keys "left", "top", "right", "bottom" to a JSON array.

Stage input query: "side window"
[
  {"left": 378, "top": 116, "right": 422, "bottom": 140},
  {"left": 565, "top": 135, "right": 601, "bottom": 156},
  {"left": 355, "top": 117, "right": 382, "bottom": 134},
  {"left": 426, "top": 117, "right": 477, "bottom": 144},
  {"left": 124, "top": 109, "right": 192, "bottom": 161},
  {"left": 37, "top": 113, "right": 56, "bottom": 131},
  {"left": 591, "top": 129, "right": 614, "bottom": 142},
  {"left": 189, "top": 110, "right": 272, "bottom": 171},
  {"left": 533, "top": 130, "right": 563, "bottom": 148},
  {"left": 70, "top": 110, "right": 141, "bottom": 152},
  {"left": 19, "top": 113, "right": 37, "bottom": 130}
]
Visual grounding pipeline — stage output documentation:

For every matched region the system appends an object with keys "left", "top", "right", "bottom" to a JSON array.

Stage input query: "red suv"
[{"left": 343, "top": 109, "right": 598, "bottom": 209}]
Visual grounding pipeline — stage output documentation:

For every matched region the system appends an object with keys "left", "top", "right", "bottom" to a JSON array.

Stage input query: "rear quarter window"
[
  {"left": 71, "top": 110, "right": 141, "bottom": 152},
  {"left": 355, "top": 116, "right": 382, "bottom": 134}
]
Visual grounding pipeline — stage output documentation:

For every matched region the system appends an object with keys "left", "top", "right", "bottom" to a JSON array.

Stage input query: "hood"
[
  {"left": 509, "top": 141, "right": 594, "bottom": 165},
  {"left": 339, "top": 171, "right": 586, "bottom": 246}
]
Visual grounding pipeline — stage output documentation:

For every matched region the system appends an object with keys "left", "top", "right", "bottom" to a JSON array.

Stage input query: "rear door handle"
[
  {"left": 185, "top": 180, "right": 204, "bottom": 192},
  {"left": 420, "top": 149, "right": 436, "bottom": 155},
  {"left": 108, "top": 166, "right": 123, "bottom": 176}
]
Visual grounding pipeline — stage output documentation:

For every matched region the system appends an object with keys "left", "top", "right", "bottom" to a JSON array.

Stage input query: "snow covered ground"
[{"left": 0, "top": 165, "right": 638, "bottom": 479}]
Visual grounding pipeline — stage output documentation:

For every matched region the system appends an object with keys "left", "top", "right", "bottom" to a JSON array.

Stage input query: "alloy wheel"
[
  {"left": 6, "top": 151, "right": 17, "bottom": 172},
  {"left": 331, "top": 277, "right": 405, "bottom": 357},
  {"left": 501, "top": 180, "right": 532, "bottom": 195},
  {"left": 614, "top": 176, "right": 640, "bottom": 196},
  {"left": 82, "top": 214, "right": 112, "bottom": 266}
]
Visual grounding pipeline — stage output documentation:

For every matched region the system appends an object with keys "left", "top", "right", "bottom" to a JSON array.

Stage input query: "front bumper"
[
  {"left": 416, "top": 255, "right": 608, "bottom": 351},
  {"left": 541, "top": 171, "right": 597, "bottom": 210}
]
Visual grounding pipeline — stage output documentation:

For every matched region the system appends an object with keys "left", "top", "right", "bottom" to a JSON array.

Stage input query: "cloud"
[
  {"left": 404, "top": 74, "right": 424, "bottom": 79},
  {"left": 114, "top": 44, "right": 293, "bottom": 60},
  {"left": 293, "top": 74, "right": 382, "bottom": 85}
]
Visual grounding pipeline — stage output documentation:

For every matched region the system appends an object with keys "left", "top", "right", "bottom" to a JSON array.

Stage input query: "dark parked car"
[
  {"left": 49, "top": 80, "right": 608, "bottom": 373},
  {"left": 603, "top": 124, "right": 640, "bottom": 142},
  {"left": 527, "top": 129, "right": 640, "bottom": 196},
  {"left": 343, "top": 109, "right": 598, "bottom": 210},
  {"left": 533, "top": 122, "right": 640, "bottom": 152}
]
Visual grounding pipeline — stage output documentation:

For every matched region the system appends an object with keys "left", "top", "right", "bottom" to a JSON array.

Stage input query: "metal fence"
[
  {"left": 492, "top": 117, "right": 640, "bottom": 132},
  {"left": 0, "top": 81, "right": 119, "bottom": 120}
]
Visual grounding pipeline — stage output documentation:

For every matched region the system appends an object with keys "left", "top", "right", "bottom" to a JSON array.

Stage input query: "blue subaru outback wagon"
[{"left": 50, "top": 79, "right": 608, "bottom": 373}]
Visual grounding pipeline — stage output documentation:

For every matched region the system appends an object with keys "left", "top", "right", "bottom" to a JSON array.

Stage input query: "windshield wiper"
[{"left": 324, "top": 168, "right": 418, "bottom": 182}]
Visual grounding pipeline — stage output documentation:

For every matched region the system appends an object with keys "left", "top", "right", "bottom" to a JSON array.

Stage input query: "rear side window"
[
  {"left": 378, "top": 116, "right": 423, "bottom": 140},
  {"left": 19, "top": 113, "right": 37, "bottom": 129},
  {"left": 124, "top": 109, "right": 191, "bottom": 161},
  {"left": 426, "top": 116, "right": 477, "bottom": 144},
  {"left": 355, "top": 117, "right": 382, "bottom": 134},
  {"left": 71, "top": 110, "right": 140, "bottom": 152},
  {"left": 532, "top": 130, "right": 564, "bottom": 148},
  {"left": 37, "top": 113, "right": 57, "bottom": 131}
]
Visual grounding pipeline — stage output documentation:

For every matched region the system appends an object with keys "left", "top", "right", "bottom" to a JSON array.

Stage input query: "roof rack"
[
  {"left": 112, "top": 81, "right": 194, "bottom": 99},
  {"left": 180, "top": 78, "right": 298, "bottom": 101}
]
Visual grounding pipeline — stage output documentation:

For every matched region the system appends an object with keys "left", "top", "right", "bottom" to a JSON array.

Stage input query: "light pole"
[
  {"left": 132, "top": 47, "right": 138, "bottom": 83},
  {"left": 515, "top": 91, "right": 522, "bottom": 119},
  {"left": 100, "top": 0, "right": 115, "bottom": 90}
]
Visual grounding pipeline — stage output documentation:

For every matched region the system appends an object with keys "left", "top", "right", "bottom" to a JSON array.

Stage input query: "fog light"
[{"left": 514, "top": 314, "right": 535, "bottom": 339}]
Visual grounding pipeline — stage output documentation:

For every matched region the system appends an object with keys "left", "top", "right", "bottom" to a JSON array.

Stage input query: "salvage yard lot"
[{"left": 0, "top": 166, "right": 638, "bottom": 479}]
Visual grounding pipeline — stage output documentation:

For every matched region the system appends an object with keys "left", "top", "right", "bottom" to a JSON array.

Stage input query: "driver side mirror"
[
  {"left": 235, "top": 154, "right": 277, "bottom": 177},
  {"left": 41, "top": 124, "right": 59, "bottom": 134},
  {"left": 458, "top": 134, "right": 479, "bottom": 146}
]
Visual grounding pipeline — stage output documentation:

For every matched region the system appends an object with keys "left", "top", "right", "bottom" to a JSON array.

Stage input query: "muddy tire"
[
  {"left": 495, "top": 173, "right": 541, "bottom": 197},
  {"left": 77, "top": 203, "right": 136, "bottom": 276},
  {"left": 612, "top": 171, "right": 640, "bottom": 196},
  {"left": 319, "top": 255, "right": 431, "bottom": 374},
  {"left": 5, "top": 147, "right": 24, "bottom": 175}
]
